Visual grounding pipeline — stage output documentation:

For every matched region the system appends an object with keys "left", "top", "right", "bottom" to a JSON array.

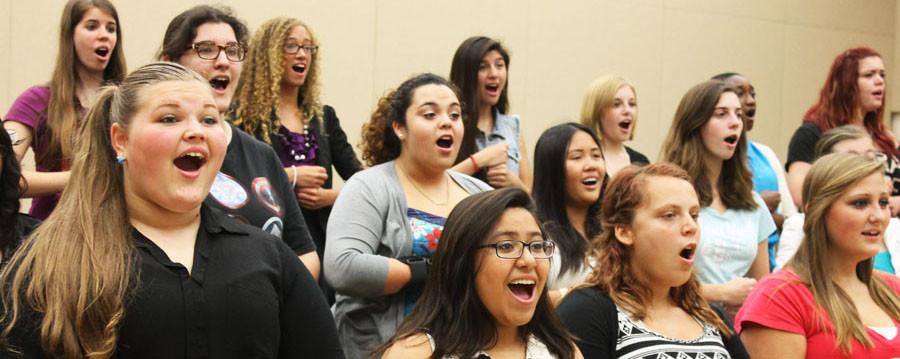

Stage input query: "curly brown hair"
[
  {"left": 360, "top": 73, "right": 461, "bottom": 166},
  {"left": 587, "top": 163, "right": 732, "bottom": 336},
  {"left": 230, "top": 17, "right": 321, "bottom": 144}
]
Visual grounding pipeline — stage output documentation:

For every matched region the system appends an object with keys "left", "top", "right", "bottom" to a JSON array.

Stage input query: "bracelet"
[
  {"left": 290, "top": 165, "right": 298, "bottom": 188},
  {"left": 469, "top": 155, "right": 480, "bottom": 171},
  {"left": 400, "top": 255, "right": 431, "bottom": 289}
]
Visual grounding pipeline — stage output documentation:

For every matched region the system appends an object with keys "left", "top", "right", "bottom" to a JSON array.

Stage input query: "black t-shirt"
[
  {"left": 786, "top": 122, "right": 822, "bottom": 170},
  {"left": 557, "top": 287, "right": 748, "bottom": 359},
  {"left": 787, "top": 122, "right": 900, "bottom": 196},
  {"left": 625, "top": 145, "right": 650, "bottom": 165},
  {"left": 205, "top": 124, "right": 315, "bottom": 255},
  {"left": 3, "top": 205, "right": 343, "bottom": 358}
]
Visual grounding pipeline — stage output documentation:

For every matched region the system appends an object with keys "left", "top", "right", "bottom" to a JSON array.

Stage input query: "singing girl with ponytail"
[{"left": 0, "top": 62, "right": 342, "bottom": 358}]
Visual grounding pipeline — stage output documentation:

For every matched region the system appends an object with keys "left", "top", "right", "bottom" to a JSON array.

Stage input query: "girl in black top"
[
  {"left": 157, "top": 5, "right": 320, "bottom": 280},
  {"left": 230, "top": 17, "right": 363, "bottom": 271},
  {"left": 0, "top": 126, "right": 40, "bottom": 264},
  {"left": 557, "top": 163, "right": 745, "bottom": 359},
  {"left": 0, "top": 62, "right": 342, "bottom": 358},
  {"left": 785, "top": 47, "right": 896, "bottom": 211}
]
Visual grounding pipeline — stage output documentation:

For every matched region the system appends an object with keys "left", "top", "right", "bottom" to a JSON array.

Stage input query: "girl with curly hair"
[
  {"left": 324, "top": 73, "right": 491, "bottom": 357},
  {"left": 230, "top": 17, "right": 362, "bottom": 273}
]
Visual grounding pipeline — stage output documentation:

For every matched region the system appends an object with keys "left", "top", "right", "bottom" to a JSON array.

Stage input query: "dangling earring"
[{"left": 116, "top": 154, "right": 126, "bottom": 165}]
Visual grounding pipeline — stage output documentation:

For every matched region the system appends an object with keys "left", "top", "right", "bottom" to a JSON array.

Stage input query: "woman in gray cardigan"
[{"left": 324, "top": 73, "right": 491, "bottom": 357}]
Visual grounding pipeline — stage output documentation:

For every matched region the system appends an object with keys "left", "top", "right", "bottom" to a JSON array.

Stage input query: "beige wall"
[{"left": 1, "top": 0, "right": 897, "bottom": 170}]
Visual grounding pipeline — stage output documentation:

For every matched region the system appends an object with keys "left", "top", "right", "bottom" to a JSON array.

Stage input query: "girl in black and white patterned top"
[{"left": 557, "top": 163, "right": 747, "bottom": 359}]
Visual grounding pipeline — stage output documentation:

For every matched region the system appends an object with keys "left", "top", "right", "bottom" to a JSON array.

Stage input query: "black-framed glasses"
[
  {"left": 478, "top": 240, "right": 555, "bottom": 259},
  {"left": 283, "top": 43, "right": 318, "bottom": 55},
  {"left": 190, "top": 41, "right": 246, "bottom": 62}
]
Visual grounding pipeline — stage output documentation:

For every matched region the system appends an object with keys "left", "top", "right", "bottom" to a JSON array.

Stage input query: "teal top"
[{"left": 874, "top": 250, "right": 895, "bottom": 275}]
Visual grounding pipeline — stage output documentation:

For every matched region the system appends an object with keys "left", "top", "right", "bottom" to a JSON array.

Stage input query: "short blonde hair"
[{"left": 579, "top": 75, "right": 636, "bottom": 141}]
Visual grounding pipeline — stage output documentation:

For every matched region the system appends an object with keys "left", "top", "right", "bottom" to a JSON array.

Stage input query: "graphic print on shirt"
[
  {"left": 252, "top": 177, "right": 283, "bottom": 216},
  {"left": 615, "top": 306, "right": 730, "bottom": 359},
  {"left": 210, "top": 172, "right": 249, "bottom": 209},
  {"left": 404, "top": 208, "right": 446, "bottom": 315},
  {"left": 262, "top": 216, "right": 284, "bottom": 238}
]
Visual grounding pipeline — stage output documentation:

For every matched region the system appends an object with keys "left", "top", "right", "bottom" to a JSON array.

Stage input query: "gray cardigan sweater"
[{"left": 324, "top": 161, "right": 492, "bottom": 357}]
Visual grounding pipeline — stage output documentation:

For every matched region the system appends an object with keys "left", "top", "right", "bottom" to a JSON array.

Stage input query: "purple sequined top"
[{"left": 277, "top": 125, "right": 319, "bottom": 167}]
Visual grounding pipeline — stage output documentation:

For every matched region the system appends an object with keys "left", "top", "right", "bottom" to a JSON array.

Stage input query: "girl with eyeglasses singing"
[
  {"left": 3, "top": 0, "right": 126, "bottom": 220},
  {"left": 158, "top": 6, "right": 321, "bottom": 281},
  {"left": 230, "top": 18, "right": 363, "bottom": 302},
  {"left": 379, "top": 188, "right": 582, "bottom": 359}
]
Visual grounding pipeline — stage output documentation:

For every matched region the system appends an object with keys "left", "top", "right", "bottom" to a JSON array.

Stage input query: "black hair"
[
  {"left": 0, "top": 126, "right": 24, "bottom": 259},
  {"left": 375, "top": 188, "right": 577, "bottom": 358},
  {"left": 532, "top": 122, "right": 605, "bottom": 277},
  {"left": 449, "top": 36, "right": 511, "bottom": 169},
  {"left": 157, "top": 5, "right": 248, "bottom": 61},
  {"left": 710, "top": 72, "right": 741, "bottom": 81},
  {"left": 361, "top": 73, "right": 462, "bottom": 166}
]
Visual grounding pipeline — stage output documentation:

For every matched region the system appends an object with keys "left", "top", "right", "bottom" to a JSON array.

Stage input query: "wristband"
[
  {"left": 469, "top": 155, "right": 480, "bottom": 171},
  {"left": 400, "top": 255, "right": 431, "bottom": 289},
  {"left": 290, "top": 165, "right": 298, "bottom": 188}
]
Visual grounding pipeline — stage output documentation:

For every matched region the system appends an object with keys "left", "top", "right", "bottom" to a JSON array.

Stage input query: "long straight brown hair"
[
  {"left": 1, "top": 63, "right": 205, "bottom": 358},
  {"left": 660, "top": 80, "right": 756, "bottom": 210},
  {"left": 788, "top": 153, "right": 900, "bottom": 353},
  {"left": 41, "top": 0, "right": 126, "bottom": 170}
]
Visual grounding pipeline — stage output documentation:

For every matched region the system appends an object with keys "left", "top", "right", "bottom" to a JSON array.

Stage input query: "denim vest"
[{"left": 474, "top": 110, "right": 521, "bottom": 176}]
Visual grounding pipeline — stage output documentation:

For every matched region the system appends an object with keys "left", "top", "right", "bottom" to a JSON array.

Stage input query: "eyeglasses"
[
  {"left": 478, "top": 240, "right": 555, "bottom": 259},
  {"left": 283, "top": 43, "right": 318, "bottom": 55},
  {"left": 190, "top": 41, "right": 245, "bottom": 62}
]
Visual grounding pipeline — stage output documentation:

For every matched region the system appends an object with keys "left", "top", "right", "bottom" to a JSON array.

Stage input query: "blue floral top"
[{"left": 404, "top": 208, "right": 446, "bottom": 314}]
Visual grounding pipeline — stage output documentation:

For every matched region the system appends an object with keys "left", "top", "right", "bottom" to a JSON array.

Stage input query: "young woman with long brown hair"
[
  {"left": 449, "top": 36, "right": 533, "bottom": 190},
  {"left": 3, "top": 0, "right": 126, "bottom": 220},
  {"left": 660, "top": 81, "right": 775, "bottom": 315},
  {"left": 379, "top": 188, "right": 581, "bottom": 358}
]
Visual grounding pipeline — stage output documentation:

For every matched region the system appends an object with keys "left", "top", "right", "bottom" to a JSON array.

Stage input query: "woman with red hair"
[{"left": 786, "top": 47, "right": 895, "bottom": 210}]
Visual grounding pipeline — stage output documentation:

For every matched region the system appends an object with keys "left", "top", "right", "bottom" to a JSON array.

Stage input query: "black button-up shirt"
[{"left": 4, "top": 205, "right": 344, "bottom": 358}]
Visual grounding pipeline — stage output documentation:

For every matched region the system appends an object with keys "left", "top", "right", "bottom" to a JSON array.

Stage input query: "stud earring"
[{"left": 116, "top": 154, "right": 126, "bottom": 164}]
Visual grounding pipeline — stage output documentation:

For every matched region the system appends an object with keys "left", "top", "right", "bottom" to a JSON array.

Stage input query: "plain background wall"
[{"left": 1, "top": 0, "right": 898, "bottom": 178}]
